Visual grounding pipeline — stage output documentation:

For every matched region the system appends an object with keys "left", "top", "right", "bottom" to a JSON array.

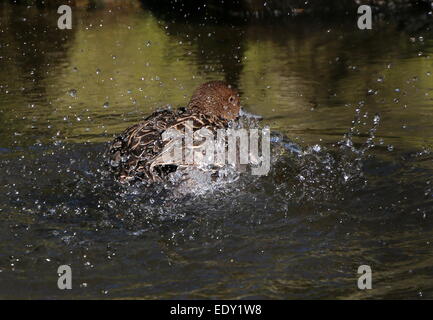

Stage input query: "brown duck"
[{"left": 106, "top": 81, "right": 241, "bottom": 185}]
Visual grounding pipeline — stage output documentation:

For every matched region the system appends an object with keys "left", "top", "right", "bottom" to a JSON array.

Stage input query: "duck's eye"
[{"left": 228, "top": 96, "right": 235, "bottom": 103}]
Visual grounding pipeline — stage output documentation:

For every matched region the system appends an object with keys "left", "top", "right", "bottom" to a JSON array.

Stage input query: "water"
[{"left": 0, "top": 2, "right": 432, "bottom": 299}]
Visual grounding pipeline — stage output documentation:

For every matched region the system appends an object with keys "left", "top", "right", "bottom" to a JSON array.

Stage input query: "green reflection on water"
[{"left": 0, "top": 3, "right": 432, "bottom": 150}]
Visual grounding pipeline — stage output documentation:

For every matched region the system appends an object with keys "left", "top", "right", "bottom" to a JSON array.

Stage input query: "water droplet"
[{"left": 68, "top": 89, "right": 77, "bottom": 97}]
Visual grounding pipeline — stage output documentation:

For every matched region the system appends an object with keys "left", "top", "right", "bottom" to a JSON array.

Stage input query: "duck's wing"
[
  {"left": 106, "top": 110, "right": 178, "bottom": 183},
  {"left": 150, "top": 112, "right": 227, "bottom": 170},
  {"left": 107, "top": 109, "right": 229, "bottom": 184}
]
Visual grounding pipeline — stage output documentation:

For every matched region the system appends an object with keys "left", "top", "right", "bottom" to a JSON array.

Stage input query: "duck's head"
[{"left": 187, "top": 81, "right": 240, "bottom": 120}]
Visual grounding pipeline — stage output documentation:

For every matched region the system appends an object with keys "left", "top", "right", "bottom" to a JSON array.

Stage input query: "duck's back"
[{"left": 106, "top": 108, "right": 227, "bottom": 184}]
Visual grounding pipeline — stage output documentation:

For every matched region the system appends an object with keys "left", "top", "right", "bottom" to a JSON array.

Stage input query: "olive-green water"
[{"left": 0, "top": 2, "right": 432, "bottom": 299}]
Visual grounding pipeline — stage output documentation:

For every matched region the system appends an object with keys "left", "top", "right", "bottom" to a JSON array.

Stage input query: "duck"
[{"left": 106, "top": 81, "right": 241, "bottom": 185}]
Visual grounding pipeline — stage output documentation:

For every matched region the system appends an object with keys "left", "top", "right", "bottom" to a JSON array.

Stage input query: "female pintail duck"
[{"left": 106, "top": 81, "right": 241, "bottom": 185}]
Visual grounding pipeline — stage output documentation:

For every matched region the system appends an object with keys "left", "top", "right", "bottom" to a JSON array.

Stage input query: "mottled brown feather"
[{"left": 106, "top": 81, "right": 240, "bottom": 185}]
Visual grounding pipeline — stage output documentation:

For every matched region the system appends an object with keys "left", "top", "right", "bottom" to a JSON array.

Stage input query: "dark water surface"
[{"left": 0, "top": 2, "right": 432, "bottom": 299}]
